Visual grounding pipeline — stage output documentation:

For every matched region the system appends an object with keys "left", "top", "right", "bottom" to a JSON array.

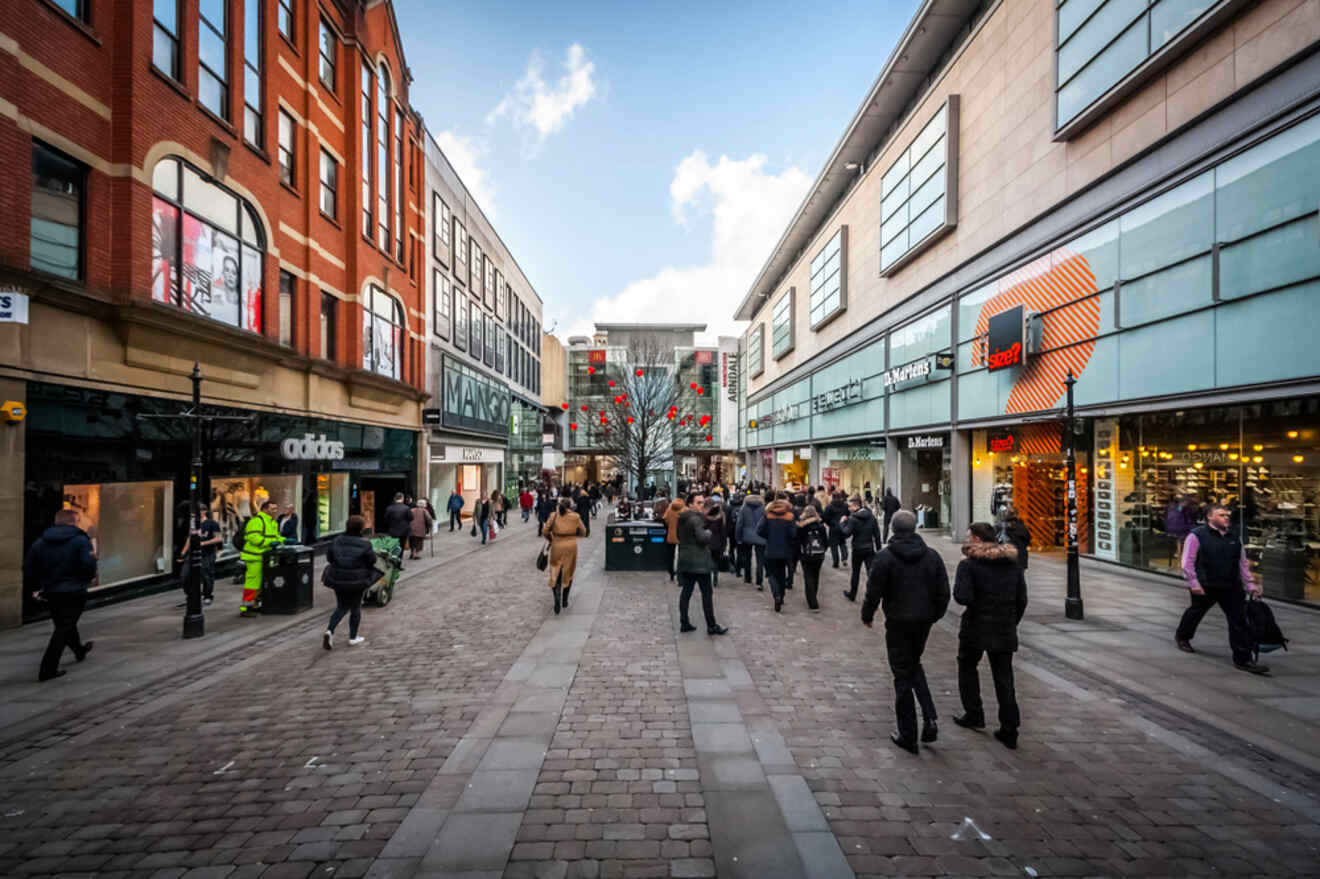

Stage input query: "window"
[
  {"left": 434, "top": 269, "right": 451, "bottom": 339},
  {"left": 150, "top": 156, "right": 265, "bottom": 332},
  {"left": 198, "top": 0, "right": 230, "bottom": 119},
  {"left": 495, "top": 274, "right": 506, "bottom": 319},
  {"left": 362, "top": 285, "right": 404, "bottom": 379},
  {"left": 394, "top": 108, "right": 404, "bottom": 262},
  {"left": 809, "top": 228, "right": 847, "bottom": 328},
  {"left": 277, "top": 110, "right": 295, "bottom": 186},
  {"left": 376, "top": 68, "right": 390, "bottom": 250},
  {"left": 485, "top": 259, "right": 496, "bottom": 308},
  {"left": 433, "top": 193, "right": 450, "bottom": 264},
  {"left": 455, "top": 291, "right": 469, "bottom": 351},
  {"left": 320, "top": 292, "right": 336, "bottom": 360},
  {"left": 879, "top": 97, "right": 958, "bottom": 275},
  {"left": 243, "top": 0, "right": 263, "bottom": 146},
  {"left": 278, "top": 270, "right": 294, "bottom": 345},
  {"left": 319, "top": 149, "right": 337, "bottom": 219},
  {"left": 771, "top": 288, "right": 794, "bottom": 359},
  {"left": 360, "top": 66, "right": 372, "bottom": 238},
  {"left": 51, "top": 0, "right": 88, "bottom": 21},
  {"left": 469, "top": 300, "right": 482, "bottom": 362},
  {"left": 471, "top": 241, "right": 484, "bottom": 300},
  {"left": 277, "top": 0, "right": 294, "bottom": 41},
  {"left": 483, "top": 314, "right": 496, "bottom": 367},
  {"left": 747, "top": 324, "right": 764, "bottom": 378},
  {"left": 31, "top": 143, "right": 85, "bottom": 280},
  {"left": 454, "top": 219, "right": 467, "bottom": 281},
  {"left": 495, "top": 325, "right": 506, "bottom": 374},
  {"left": 318, "top": 18, "right": 336, "bottom": 90},
  {"left": 153, "top": 0, "right": 180, "bottom": 79}
]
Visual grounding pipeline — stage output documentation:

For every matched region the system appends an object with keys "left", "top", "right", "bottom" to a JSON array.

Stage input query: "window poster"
[
  {"left": 182, "top": 215, "right": 242, "bottom": 328},
  {"left": 151, "top": 198, "right": 179, "bottom": 305},
  {"left": 241, "top": 244, "right": 263, "bottom": 333}
]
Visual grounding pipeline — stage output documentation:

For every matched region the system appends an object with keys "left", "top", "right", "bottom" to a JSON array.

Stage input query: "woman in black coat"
[
  {"left": 705, "top": 501, "right": 727, "bottom": 587},
  {"left": 825, "top": 493, "right": 850, "bottom": 568},
  {"left": 322, "top": 515, "right": 378, "bottom": 649},
  {"left": 952, "top": 522, "right": 1028, "bottom": 749}
]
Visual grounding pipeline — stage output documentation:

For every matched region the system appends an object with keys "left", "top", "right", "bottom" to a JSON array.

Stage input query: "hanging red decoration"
[
  {"left": 690, "top": 382, "right": 698, "bottom": 389},
  {"left": 696, "top": 388, "right": 704, "bottom": 395},
  {"left": 666, "top": 412, "right": 674, "bottom": 420},
  {"left": 705, "top": 435, "right": 713, "bottom": 442},
  {"left": 608, "top": 380, "right": 616, "bottom": 387},
  {"left": 626, "top": 416, "right": 635, "bottom": 424},
  {"left": 570, "top": 423, "right": 578, "bottom": 431},
  {"left": 561, "top": 402, "right": 569, "bottom": 410},
  {"left": 587, "top": 366, "right": 595, "bottom": 374},
  {"left": 581, "top": 404, "right": 588, "bottom": 412},
  {"left": 635, "top": 368, "right": 644, "bottom": 377}
]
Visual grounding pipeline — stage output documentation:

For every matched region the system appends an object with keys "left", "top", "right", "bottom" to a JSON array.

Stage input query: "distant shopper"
[
  {"left": 574, "top": 487, "right": 594, "bottom": 538},
  {"left": 177, "top": 504, "right": 223, "bottom": 605},
  {"left": 519, "top": 487, "right": 534, "bottom": 523},
  {"left": 536, "top": 490, "right": 556, "bottom": 536},
  {"left": 881, "top": 489, "right": 901, "bottom": 543},
  {"left": 544, "top": 497, "right": 587, "bottom": 615},
  {"left": 826, "top": 492, "right": 851, "bottom": 569},
  {"left": 1175, "top": 503, "right": 1268, "bottom": 674},
  {"left": 795, "top": 505, "right": 829, "bottom": 610},
  {"left": 997, "top": 504, "right": 1031, "bottom": 570},
  {"left": 321, "top": 515, "right": 377, "bottom": 649},
  {"left": 25, "top": 508, "right": 97, "bottom": 682},
  {"left": 447, "top": 489, "right": 464, "bottom": 532},
  {"left": 705, "top": 498, "right": 727, "bottom": 587},
  {"left": 861, "top": 510, "right": 949, "bottom": 754},
  {"left": 757, "top": 496, "right": 798, "bottom": 613},
  {"left": 953, "top": 522, "right": 1028, "bottom": 750},
  {"left": 840, "top": 495, "right": 881, "bottom": 602},
  {"left": 407, "top": 501, "right": 433, "bottom": 560},
  {"left": 384, "top": 492, "right": 413, "bottom": 544},
  {"left": 676, "top": 497, "right": 728, "bottom": 634},
  {"left": 240, "top": 500, "right": 282, "bottom": 615},
  {"left": 735, "top": 491, "right": 767, "bottom": 588},
  {"left": 663, "top": 496, "right": 687, "bottom": 582},
  {"left": 278, "top": 504, "right": 300, "bottom": 542}
]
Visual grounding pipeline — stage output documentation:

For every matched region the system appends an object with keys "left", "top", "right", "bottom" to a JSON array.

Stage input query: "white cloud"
[
  {"left": 487, "top": 44, "right": 597, "bottom": 142},
  {"left": 433, "top": 130, "right": 497, "bottom": 217},
  {"left": 559, "top": 151, "right": 811, "bottom": 344}
]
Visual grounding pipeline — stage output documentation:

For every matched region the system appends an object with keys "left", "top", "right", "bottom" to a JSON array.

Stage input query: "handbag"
[{"left": 536, "top": 540, "right": 549, "bottom": 571}]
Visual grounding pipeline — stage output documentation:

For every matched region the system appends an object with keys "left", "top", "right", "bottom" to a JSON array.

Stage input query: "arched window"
[
  {"left": 362, "top": 284, "right": 404, "bottom": 380},
  {"left": 151, "top": 157, "right": 264, "bottom": 332},
  {"left": 376, "top": 66, "right": 390, "bottom": 251}
]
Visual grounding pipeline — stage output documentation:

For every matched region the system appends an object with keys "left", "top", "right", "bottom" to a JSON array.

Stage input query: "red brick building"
[{"left": 0, "top": 0, "right": 430, "bottom": 626}]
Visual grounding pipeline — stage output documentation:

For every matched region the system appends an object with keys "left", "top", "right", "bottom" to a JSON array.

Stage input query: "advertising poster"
[
  {"left": 241, "top": 244, "right": 263, "bottom": 333},
  {"left": 182, "top": 215, "right": 241, "bottom": 327},
  {"left": 151, "top": 198, "right": 179, "bottom": 305},
  {"left": 1092, "top": 417, "right": 1118, "bottom": 561}
]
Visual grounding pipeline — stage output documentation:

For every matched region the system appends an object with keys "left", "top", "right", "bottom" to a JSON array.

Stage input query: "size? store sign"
[{"left": 987, "top": 305, "right": 1028, "bottom": 371}]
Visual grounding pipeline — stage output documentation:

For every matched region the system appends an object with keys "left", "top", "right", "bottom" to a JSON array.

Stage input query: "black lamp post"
[{"left": 1064, "top": 370, "right": 1084, "bottom": 620}]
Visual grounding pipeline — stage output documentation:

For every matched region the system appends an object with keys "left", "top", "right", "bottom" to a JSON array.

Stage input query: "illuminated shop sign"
[
  {"left": 883, "top": 359, "right": 931, "bottom": 389},
  {"left": 987, "top": 305, "right": 1030, "bottom": 371},
  {"left": 989, "top": 433, "right": 1015, "bottom": 452},
  {"left": 906, "top": 434, "right": 945, "bottom": 449}
]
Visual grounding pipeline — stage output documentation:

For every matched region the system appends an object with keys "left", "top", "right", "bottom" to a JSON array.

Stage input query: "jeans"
[
  {"left": 522, "top": 507, "right": 530, "bottom": 522},
  {"left": 1175, "top": 584, "right": 1253, "bottom": 665},
  {"left": 40, "top": 591, "right": 87, "bottom": 677},
  {"left": 957, "top": 646, "right": 1019, "bottom": 732},
  {"left": 479, "top": 517, "right": 489, "bottom": 544},
  {"left": 830, "top": 539, "right": 849, "bottom": 567},
  {"left": 765, "top": 558, "right": 789, "bottom": 603},
  {"left": 799, "top": 557, "right": 823, "bottom": 608},
  {"left": 449, "top": 510, "right": 462, "bottom": 531},
  {"left": 328, "top": 588, "right": 365, "bottom": 639},
  {"left": 737, "top": 544, "right": 766, "bottom": 585},
  {"left": 786, "top": 558, "right": 797, "bottom": 590},
  {"left": 180, "top": 552, "right": 216, "bottom": 599},
  {"left": 848, "top": 550, "right": 874, "bottom": 598},
  {"left": 886, "top": 621, "right": 937, "bottom": 742},
  {"left": 678, "top": 572, "right": 718, "bottom": 630}
]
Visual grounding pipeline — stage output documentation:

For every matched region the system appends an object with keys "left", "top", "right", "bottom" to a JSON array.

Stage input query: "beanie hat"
[{"left": 891, "top": 509, "right": 917, "bottom": 534}]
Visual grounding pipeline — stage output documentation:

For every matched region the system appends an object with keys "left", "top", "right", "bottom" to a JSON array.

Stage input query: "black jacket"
[
  {"left": 861, "top": 532, "right": 950, "bottom": 625},
  {"left": 796, "top": 518, "right": 830, "bottom": 562},
  {"left": 323, "top": 534, "right": 378, "bottom": 590},
  {"left": 23, "top": 524, "right": 97, "bottom": 594},
  {"left": 676, "top": 509, "right": 714, "bottom": 574},
  {"left": 825, "top": 500, "right": 850, "bottom": 545},
  {"left": 574, "top": 493, "right": 593, "bottom": 519},
  {"left": 954, "top": 541, "right": 1028, "bottom": 652},
  {"left": 736, "top": 495, "right": 766, "bottom": 546},
  {"left": 384, "top": 502, "right": 413, "bottom": 539},
  {"left": 840, "top": 507, "right": 881, "bottom": 555},
  {"left": 279, "top": 514, "right": 300, "bottom": 542},
  {"left": 727, "top": 497, "right": 744, "bottom": 543},
  {"left": 882, "top": 492, "right": 901, "bottom": 518},
  {"left": 536, "top": 497, "right": 555, "bottom": 521},
  {"left": 1000, "top": 517, "right": 1031, "bottom": 570},
  {"left": 704, "top": 508, "right": 727, "bottom": 555},
  {"left": 756, "top": 500, "right": 799, "bottom": 561}
]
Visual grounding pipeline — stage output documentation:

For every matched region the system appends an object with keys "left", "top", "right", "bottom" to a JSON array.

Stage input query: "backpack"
[
  {"left": 1245, "top": 598, "right": 1289, "bottom": 659},
  {"left": 231, "top": 517, "right": 252, "bottom": 552},
  {"left": 803, "top": 527, "right": 827, "bottom": 560}
]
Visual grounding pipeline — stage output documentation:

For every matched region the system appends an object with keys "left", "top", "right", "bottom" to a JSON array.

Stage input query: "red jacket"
[{"left": 519, "top": 491, "right": 534, "bottom": 510}]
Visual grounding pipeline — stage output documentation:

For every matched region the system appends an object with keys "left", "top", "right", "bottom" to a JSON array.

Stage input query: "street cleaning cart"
[{"left": 366, "top": 536, "right": 403, "bottom": 606}]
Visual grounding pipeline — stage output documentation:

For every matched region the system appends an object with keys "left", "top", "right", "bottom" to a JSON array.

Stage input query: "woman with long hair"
[
  {"left": 543, "top": 496, "right": 586, "bottom": 615},
  {"left": 322, "top": 515, "right": 377, "bottom": 649}
]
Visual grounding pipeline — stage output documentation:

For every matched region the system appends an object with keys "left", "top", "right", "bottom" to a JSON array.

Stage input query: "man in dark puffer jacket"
[
  {"left": 861, "top": 510, "right": 949, "bottom": 754},
  {"left": 25, "top": 508, "right": 98, "bottom": 681}
]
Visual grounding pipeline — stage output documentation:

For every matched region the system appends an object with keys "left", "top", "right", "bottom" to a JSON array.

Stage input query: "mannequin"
[
  {"left": 234, "top": 483, "right": 252, "bottom": 519},
  {"left": 253, "top": 484, "right": 269, "bottom": 511}
]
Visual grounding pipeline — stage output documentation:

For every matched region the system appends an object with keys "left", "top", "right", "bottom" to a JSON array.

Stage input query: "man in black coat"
[
  {"left": 881, "top": 489, "right": 902, "bottom": 543},
  {"left": 839, "top": 496, "right": 881, "bottom": 602},
  {"left": 25, "top": 508, "right": 98, "bottom": 681},
  {"left": 384, "top": 492, "right": 412, "bottom": 541},
  {"left": 574, "top": 488, "right": 594, "bottom": 538},
  {"left": 953, "top": 522, "right": 1029, "bottom": 749},
  {"left": 861, "top": 510, "right": 949, "bottom": 754},
  {"left": 825, "top": 493, "right": 850, "bottom": 569}
]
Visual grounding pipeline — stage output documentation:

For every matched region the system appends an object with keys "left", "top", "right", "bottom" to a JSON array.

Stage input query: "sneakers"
[
  {"left": 203, "top": 597, "right": 214, "bottom": 607},
  {"left": 323, "top": 631, "right": 333, "bottom": 650},
  {"left": 349, "top": 636, "right": 366, "bottom": 646},
  {"left": 1175, "top": 637, "right": 1195, "bottom": 653},
  {"left": 1234, "top": 660, "right": 1270, "bottom": 675}
]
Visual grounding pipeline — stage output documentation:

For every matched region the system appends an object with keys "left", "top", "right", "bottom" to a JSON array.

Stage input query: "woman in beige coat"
[{"left": 544, "top": 497, "right": 586, "bottom": 615}]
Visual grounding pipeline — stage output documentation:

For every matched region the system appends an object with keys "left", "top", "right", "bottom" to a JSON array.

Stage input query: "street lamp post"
[{"left": 1064, "top": 370, "right": 1084, "bottom": 620}]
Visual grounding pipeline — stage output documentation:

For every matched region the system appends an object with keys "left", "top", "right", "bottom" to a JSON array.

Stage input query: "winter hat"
[{"left": 891, "top": 509, "right": 917, "bottom": 534}]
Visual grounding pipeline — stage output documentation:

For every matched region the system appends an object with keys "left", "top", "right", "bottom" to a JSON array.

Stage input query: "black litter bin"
[
  {"left": 262, "top": 544, "right": 315, "bottom": 613},
  {"left": 605, "top": 521, "right": 671, "bottom": 571}
]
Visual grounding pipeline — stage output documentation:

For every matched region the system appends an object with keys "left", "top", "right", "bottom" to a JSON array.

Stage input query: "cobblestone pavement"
[{"left": 1, "top": 516, "right": 1318, "bottom": 879}]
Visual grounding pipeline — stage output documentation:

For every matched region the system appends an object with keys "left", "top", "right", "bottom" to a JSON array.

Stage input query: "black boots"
[
  {"left": 922, "top": 719, "right": 938, "bottom": 743},
  {"left": 890, "top": 731, "right": 918, "bottom": 754},
  {"left": 953, "top": 713, "right": 986, "bottom": 730},
  {"left": 553, "top": 585, "right": 562, "bottom": 615},
  {"left": 993, "top": 728, "right": 1018, "bottom": 750}
]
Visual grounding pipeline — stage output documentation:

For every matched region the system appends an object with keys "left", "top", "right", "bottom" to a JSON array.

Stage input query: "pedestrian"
[
  {"left": 407, "top": 501, "right": 432, "bottom": 560},
  {"left": 861, "top": 509, "right": 950, "bottom": 754},
  {"left": 536, "top": 490, "right": 555, "bottom": 537},
  {"left": 727, "top": 491, "right": 745, "bottom": 577},
  {"left": 795, "top": 505, "right": 829, "bottom": 610},
  {"left": 493, "top": 490, "right": 509, "bottom": 529},
  {"left": 574, "top": 487, "right": 594, "bottom": 538},
  {"left": 543, "top": 497, "right": 586, "bottom": 615},
  {"left": 278, "top": 504, "right": 300, "bottom": 542},
  {"left": 826, "top": 491, "right": 851, "bottom": 569},
  {"left": 757, "top": 495, "right": 798, "bottom": 613},
  {"left": 321, "top": 515, "right": 377, "bottom": 649},
  {"left": 1175, "top": 503, "right": 1268, "bottom": 674},
  {"left": 519, "top": 486, "right": 534, "bottom": 523},
  {"left": 677, "top": 497, "right": 729, "bottom": 635},
  {"left": 177, "top": 504, "right": 223, "bottom": 605},
  {"left": 840, "top": 495, "right": 881, "bottom": 602},
  {"left": 447, "top": 489, "right": 464, "bottom": 532},
  {"left": 810, "top": 487, "right": 827, "bottom": 518},
  {"left": 704, "top": 496, "right": 727, "bottom": 587},
  {"left": 240, "top": 499, "right": 282, "bottom": 615},
  {"left": 997, "top": 504, "right": 1031, "bottom": 570},
  {"left": 480, "top": 491, "right": 499, "bottom": 543},
  {"left": 881, "top": 488, "right": 901, "bottom": 544},
  {"left": 662, "top": 495, "right": 686, "bottom": 583},
  {"left": 735, "top": 490, "right": 766, "bottom": 588},
  {"left": 25, "top": 508, "right": 97, "bottom": 682},
  {"left": 653, "top": 494, "right": 670, "bottom": 524},
  {"left": 953, "top": 521, "right": 1029, "bottom": 749},
  {"left": 786, "top": 492, "right": 807, "bottom": 590},
  {"left": 384, "top": 492, "right": 412, "bottom": 553}
]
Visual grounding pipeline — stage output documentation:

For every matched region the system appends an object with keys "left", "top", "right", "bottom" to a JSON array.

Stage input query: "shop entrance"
[
  {"left": 899, "top": 434, "right": 951, "bottom": 529},
  {"left": 357, "top": 475, "right": 407, "bottom": 535},
  {"left": 970, "top": 425, "right": 1091, "bottom": 553},
  {"left": 775, "top": 449, "right": 810, "bottom": 489}
]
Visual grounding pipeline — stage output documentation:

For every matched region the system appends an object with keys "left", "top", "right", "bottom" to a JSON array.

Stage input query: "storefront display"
[
  {"left": 899, "top": 433, "right": 950, "bottom": 529},
  {"left": 971, "top": 425, "right": 1091, "bottom": 553},
  {"left": 62, "top": 481, "right": 174, "bottom": 590},
  {"left": 775, "top": 448, "right": 810, "bottom": 488},
  {"left": 210, "top": 475, "right": 302, "bottom": 554},
  {"left": 317, "top": 472, "right": 351, "bottom": 536},
  {"left": 821, "top": 445, "right": 884, "bottom": 496}
]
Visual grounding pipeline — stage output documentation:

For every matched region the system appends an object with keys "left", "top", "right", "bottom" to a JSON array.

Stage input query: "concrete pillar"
[
  {"left": 950, "top": 428, "right": 971, "bottom": 541},
  {"left": 0, "top": 378, "right": 27, "bottom": 629}
]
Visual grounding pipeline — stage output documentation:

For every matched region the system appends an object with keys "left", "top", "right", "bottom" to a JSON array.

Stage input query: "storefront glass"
[
  {"left": 971, "top": 425, "right": 1091, "bottom": 553},
  {"left": 898, "top": 433, "right": 951, "bottom": 528},
  {"left": 61, "top": 481, "right": 174, "bottom": 590},
  {"left": 820, "top": 445, "right": 884, "bottom": 496},
  {"left": 209, "top": 474, "right": 303, "bottom": 553}
]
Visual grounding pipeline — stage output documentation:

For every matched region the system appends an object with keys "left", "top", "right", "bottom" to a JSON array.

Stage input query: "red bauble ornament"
[
  {"left": 690, "top": 382, "right": 698, "bottom": 389},
  {"left": 696, "top": 388, "right": 704, "bottom": 395},
  {"left": 570, "top": 423, "right": 577, "bottom": 431},
  {"left": 581, "top": 404, "right": 588, "bottom": 412},
  {"left": 666, "top": 413, "right": 674, "bottom": 420},
  {"left": 608, "top": 380, "right": 615, "bottom": 387},
  {"left": 561, "top": 402, "right": 569, "bottom": 410},
  {"left": 705, "top": 435, "right": 713, "bottom": 442},
  {"left": 587, "top": 366, "right": 595, "bottom": 374},
  {"left": 635, "top": 368, "right": 644, "bottom": 377},
  {"left": 626, "top": 416, "right": 635, "bottom": 424}
]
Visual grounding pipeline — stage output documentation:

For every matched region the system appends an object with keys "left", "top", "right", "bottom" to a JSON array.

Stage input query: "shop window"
[
  {"left": 243, "top": 0, "right": 263, "bottom": 146},
  {"left": 151, "top": 157, "right": 265, "bottom": 333},
  {"left": 318, "top": 18, "right": 336, "bottom": 91},
  {"left": 277, "top": 110, "right": 296, "bottom": 186},
  {"left": 434, "top": 269, "right": 451, "bottom": 340},
  {"left": 320, "top": 292, "right": 336, "bottom": 360},
  {"left": 362, "top": 284, "right": 404, "bottom": 380},
  {"left": 879, "top": 98, "right": 958, "bottom": 275},
  {"left": 278, "top": 270, "right": 294, "bottom": 346},
  {"left": 153, "top": 0, "right": 180, "bottom": 79},
  {"left": 889, "top": 306, "right": 951, "bottom": 368},
  {"left": 809, "top": 228, "right": 846, "bottom": 328},
  {"left": 277, "top": 0, "right": 294, "bottom": 42},
  {"left": 455, "top": 291, "right": 469, "bottom": 351},
  {"left": 198, "top": 0, "right": 230, "bottom": 119},
  {"left": 361, "top": 65, "right": 373, "bottom": 238},
  {"left": 30, "top": 142, "right": 84, "bottom": 281},
  {"left": 319, "top": 149, "right": 338, "bottom": 219},
  {"left": 62, "top": 481, "right": 174, "bottom": 590},
  {"left": 433, "top": 192, "right": 450, "bottom": 264},
  {"left": 771, "top": 288, "right": 794, "bottom": 359},
  {"left": 316, "top": 472, "right": 350, "bottom": 537},
  {"left": 377, "top": 67, "right": 390, "bottom": 250},
  {"left": 209, "top": 475, "right": 302, "bottom": 558}
]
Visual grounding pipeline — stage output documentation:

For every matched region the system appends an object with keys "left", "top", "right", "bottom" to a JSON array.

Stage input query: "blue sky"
[{"left": 394, "top": 0, "right": 916, "bottom": 343}]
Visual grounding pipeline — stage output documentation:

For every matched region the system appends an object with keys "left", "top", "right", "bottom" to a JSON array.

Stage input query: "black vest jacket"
[{"left": 1192, "top": 524, "right": 1242, "bottom": 589}]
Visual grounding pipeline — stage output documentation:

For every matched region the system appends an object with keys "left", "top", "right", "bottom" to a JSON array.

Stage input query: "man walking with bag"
[
  {"left": 25, "top": 508, "right": 97, "bottom": 681},
  {"left": 1175, "top": 503, "right": 1269, "bottom": 674},
  {"left": 861, "top": 509, "right": 949, "bottom": 753}
]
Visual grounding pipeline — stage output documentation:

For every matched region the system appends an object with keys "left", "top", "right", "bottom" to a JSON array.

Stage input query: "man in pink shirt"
[{"left": 1174, "top": 503, "right": 1268, "bottom": 674}]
